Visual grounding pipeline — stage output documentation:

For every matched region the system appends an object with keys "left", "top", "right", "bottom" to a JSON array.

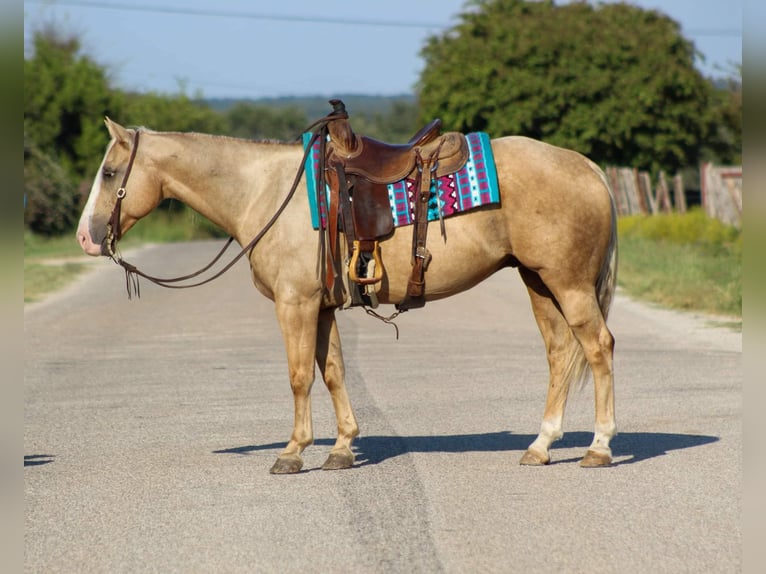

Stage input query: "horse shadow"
[
  {"left": 24, "top": 454, "right": 55, "bottom": 467},
  {"left": 213, "top": 431, "right": 718, "bottom": 467}
]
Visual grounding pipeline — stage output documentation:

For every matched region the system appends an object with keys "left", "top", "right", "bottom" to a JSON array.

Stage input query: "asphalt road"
[{"left": 25, "top": 240, "right": 742, "bottom": 573}]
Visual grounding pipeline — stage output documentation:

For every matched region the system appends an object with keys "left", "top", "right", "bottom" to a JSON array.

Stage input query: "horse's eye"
[{"left": 103, "top": 168, "right": 116, "bottom": 178}]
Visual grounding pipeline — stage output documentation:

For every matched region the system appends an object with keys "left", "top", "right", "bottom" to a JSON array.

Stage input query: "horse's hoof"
[
  {"left": 580, "top": 449, "right": 612, "bottom": 467},
  {"left": 520, "top": 449, "right": 550, "bottom": 466},
  {"left": 269, "top": 454, "right": 303, "bottom": 474},
  {"left": 321, "top": 449, "right": 355, "bottom": 471}
]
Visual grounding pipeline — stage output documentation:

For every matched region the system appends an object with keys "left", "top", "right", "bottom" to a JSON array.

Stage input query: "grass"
[
  {"left": 616, "top": 210, "right": 742, "bottom": 321},
  {"left": 24, "top": 231, "right": 91, "bottom": 302},
  {"left": 24, "top": 261, "right": 89, "bottom": 303},
  {"left": 26, "top": 208, "right": 742, "bottom": 322}
]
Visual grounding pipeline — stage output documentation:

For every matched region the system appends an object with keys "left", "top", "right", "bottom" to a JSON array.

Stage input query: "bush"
[
  {"left": 24, "top": 142, "right": 81, "bottom": 236},
  {"left": 618, "top": 209, "right": 741, "bottom": 252}
]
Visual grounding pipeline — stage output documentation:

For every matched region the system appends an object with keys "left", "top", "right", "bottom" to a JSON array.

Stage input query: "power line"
[
  {"left": 25, "top": 0, "right": 452, "bottom": 30},
  {"left": 25, "top": 0, "right": 743, "bottom": 37}
]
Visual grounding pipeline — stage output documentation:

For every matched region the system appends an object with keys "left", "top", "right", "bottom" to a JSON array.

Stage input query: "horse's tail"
[
  {"left": 592, "top": 162, "right": 619, "bottom": 324},
  {"left": 563, "top": 161, "right": 619, "bottom": 390}
]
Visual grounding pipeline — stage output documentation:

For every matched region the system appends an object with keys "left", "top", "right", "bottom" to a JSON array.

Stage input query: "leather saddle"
[{"left": 318, "top": 99, "right": 470, "bottom": 310}]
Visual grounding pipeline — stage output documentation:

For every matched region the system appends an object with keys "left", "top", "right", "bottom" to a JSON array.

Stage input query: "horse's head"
[{"left": 76, "top": 119, "right": 162, "bottom": 256}]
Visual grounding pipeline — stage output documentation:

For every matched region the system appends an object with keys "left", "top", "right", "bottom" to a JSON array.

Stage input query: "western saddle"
[{"left": 315, "top": 99, "right": 469, "bottom": 310}]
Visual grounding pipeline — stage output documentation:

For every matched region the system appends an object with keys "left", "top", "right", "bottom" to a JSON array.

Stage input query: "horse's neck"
[{"left": 152, "top": 132, "right": 300, "bottom": 239}]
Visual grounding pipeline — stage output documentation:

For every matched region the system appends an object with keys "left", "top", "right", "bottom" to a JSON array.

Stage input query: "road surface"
[{"left": 25, "top": 240, "right": 742, "bottom": 573}]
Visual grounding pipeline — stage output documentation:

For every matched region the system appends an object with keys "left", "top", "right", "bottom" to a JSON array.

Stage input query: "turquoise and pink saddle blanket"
[{"left": 302, "top": 132, "right": 500, "bottom": 230}]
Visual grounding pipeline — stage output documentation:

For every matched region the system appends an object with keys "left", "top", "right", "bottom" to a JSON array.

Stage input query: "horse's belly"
[{"left": 375, "top": 217, "right": 510, "bottom": 303}]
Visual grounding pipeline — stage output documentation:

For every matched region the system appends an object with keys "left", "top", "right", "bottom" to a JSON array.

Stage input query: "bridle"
[
  {"left": 105, "top": 131, "right": 139, "bottom": 259},
  {"left": 104, "top": 109, "right": 343, "bottom": 298}
]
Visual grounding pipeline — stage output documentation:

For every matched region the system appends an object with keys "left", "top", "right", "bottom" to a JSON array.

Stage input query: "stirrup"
[{"left": 348, "top": 240, "right": 383, "bottom": 286}]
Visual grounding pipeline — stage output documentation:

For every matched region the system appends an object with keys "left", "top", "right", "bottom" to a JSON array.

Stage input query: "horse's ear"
[{"left": 104, "top": 117, "right": 131, "bottom": 146}]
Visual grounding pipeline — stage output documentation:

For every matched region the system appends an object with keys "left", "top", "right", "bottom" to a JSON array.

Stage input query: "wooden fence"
[
  {"left": 700, "top": 164, "right": 742, "bottom": 227},
  {"left": 605, "top": 164, "right": 742, "bottom": 227}
]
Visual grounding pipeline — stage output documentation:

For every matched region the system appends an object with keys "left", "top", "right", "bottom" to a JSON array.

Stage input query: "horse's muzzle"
[{"left": 76, "top": 225, "right": 105, "bottom": 256}]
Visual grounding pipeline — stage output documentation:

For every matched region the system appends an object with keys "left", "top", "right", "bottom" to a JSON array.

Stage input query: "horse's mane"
[{"left": 133, "top": 126, "right": 298, "bottom": 146}]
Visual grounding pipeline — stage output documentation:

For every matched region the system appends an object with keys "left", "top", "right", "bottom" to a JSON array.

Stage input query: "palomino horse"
[{"left": 77, "top": 116, "right": 618, "bottom": 474}]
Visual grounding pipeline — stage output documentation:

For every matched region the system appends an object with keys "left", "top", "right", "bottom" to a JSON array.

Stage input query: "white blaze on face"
[{"left": 76, "top": 140, "right": 115, "bottom": 256}]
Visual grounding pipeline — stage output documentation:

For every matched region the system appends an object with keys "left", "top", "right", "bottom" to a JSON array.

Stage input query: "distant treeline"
[{"left": 206, "top": 94, "right": 416, "bottom": 122}]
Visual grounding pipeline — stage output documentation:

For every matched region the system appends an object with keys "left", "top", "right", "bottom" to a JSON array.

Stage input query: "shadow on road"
[
  {"left": 214, "top": 431, "right": 718, "bottom": 467},
  {"left": 24, "top": 454, "right": 56, "bottom": 467}
]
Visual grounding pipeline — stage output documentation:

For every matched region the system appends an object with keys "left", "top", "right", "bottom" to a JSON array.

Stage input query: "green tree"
[
  {"left": 24, "top": 139, "right": 80, "bottom": 235},
  {"left": 418, "top": 0, "right": 718, "bottom": 173},
  {"left": 704, "top": 70, "right": 741, "bottom": 165},
  {"left": 24, "top": 27, "right": 118, "bottom": 234},
  {"left": 224, "top": 103, "right": 307, "bottom": 141},
  {"left": 118, "top": 91, "right": 227, "bottom": 135},
  {"left": 370, "top": 100, "right": 420, "bottom": 142},
  {"left": 24, "top": 27, "right": 117, "bottom": 182}
]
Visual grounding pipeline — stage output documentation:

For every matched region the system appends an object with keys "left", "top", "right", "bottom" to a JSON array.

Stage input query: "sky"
[{"left": 23, "top": 0, "right": 742, "bottom": 100}]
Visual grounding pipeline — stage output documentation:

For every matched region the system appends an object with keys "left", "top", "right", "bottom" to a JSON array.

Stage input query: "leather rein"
[{"left": 104, "top": 111, "right": 342, "bottom": 298}]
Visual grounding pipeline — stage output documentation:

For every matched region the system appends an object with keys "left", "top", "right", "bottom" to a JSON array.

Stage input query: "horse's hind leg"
[
  {"left": 518, "top": 267, "right": 577, "bottom": 465},
  {"left": 315, "top": 308, "right": 359, "bottom": 470},
  {"left": 559, "top": 290, "right": 616, "bottom": 467},
  {"left": 540, "top": 273, "right": 616, "bottom": 467}
]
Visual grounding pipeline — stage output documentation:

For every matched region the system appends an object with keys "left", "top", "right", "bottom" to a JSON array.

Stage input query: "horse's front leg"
[
  {"left": 315, "top": 308, "right": 359, "bottom": 470},
  {"left": 270, "top": 299, "right": 320, "bottom": 474}
]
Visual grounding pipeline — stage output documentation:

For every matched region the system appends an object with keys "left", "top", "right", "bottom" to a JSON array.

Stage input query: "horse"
[{"left": 76, "top": 114, "right": 618, "bottom": 474}]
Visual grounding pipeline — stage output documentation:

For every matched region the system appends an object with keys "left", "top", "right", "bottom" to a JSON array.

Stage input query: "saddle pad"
[{"left": 303, "top": 131, "right": 500, "bottom": 230}]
